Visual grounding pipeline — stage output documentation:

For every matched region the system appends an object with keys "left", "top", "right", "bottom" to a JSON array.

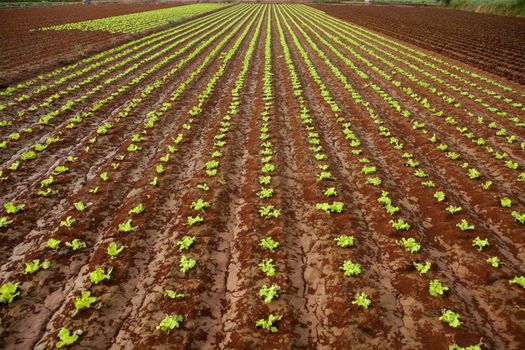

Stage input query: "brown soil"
[
  {"left": 0, "top": 2, "right": 182, "bottom": 86},
  {"left": 310, "top": 3, "right": 525, "bottom": 85},
  {"left": 0, "top": 3, "right": 524, "bottom": 350}
]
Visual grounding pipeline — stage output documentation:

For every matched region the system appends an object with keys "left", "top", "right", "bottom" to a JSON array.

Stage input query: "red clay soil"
[
  {"left": 310, "top": 3, "right": 525, "bottom": 85},
  {"left": 0, "top": 4, "right": 524, "bottom": 350},
  {"left": 0, "top": 2, "right": 181, "bottom": 86}
]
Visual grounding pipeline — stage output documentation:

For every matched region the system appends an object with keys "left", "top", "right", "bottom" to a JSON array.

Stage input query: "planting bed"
[
  {"left": 0, "top": 3, "right": 524, "bottom": 350},
  {"left": 311, "top": 3, "right": 525, "bottom": 85}
]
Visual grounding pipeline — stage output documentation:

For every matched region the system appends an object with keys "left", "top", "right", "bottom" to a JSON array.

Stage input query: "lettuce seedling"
[
  {"left": 107, "top": 242, "right": 125, "bottom": 258},
  {"left": 334, "top": 235, "right": 354, "bottom": 248},
  {"left": 150, "top": 177, "right": 159, "bottom": 186},
  {"left": 8, "top": 161, "right": 20, "bottom": 171},
  {"left": 89, "top": 186, "right": 99, "bottom": 194},
  {"left": 0, "top": 216, "right": 13, "bottom": 228},
  {"left": 71, "top": 291, "right": 96, "bottom": 316},
  {"left": 421, "top": 180, "right": 436, "bottom": 188},
  {"left": 165, "top": 289, "right": 186, "bottom": 299},
  {"left": 456, "top": 219, "right": 475, "bottom": 231},
  {"left": 324, "top": 187, "right": 337, "bottom": 197},
  {"left": 259, "top": 176, "right": 271, "bottom": 185},
  {"left": 467, "top": 168, "right": 481, "bottom": 179},
  {"left": 429, "top": 279, "right": 449, "bottom": 297},
  {"left": 259, "top": 205, "right": 281, "bottom": 219},
  {"left": 118, "top": 219, "right": 136, "bottom": 233},
  {"left": 472, "top": 237, "right": 489, "bottom": 251},
  {"left": 3, "top": 201, "right": 25, "bottom": 214},
  {"left": 258, "top": 258, "right": 276, "bottom": 277},
  {"left": 414, "top": 169, "right": 428, "bottom": 178},
  {"left": 41, "top": 175, "right": 55, "bottom": 187},
  {"left": 60, "top": 216, "right": 75, "bottom": 228},
  {"left": 179, "top": 255, "right": 196, "bottom": 273},
  {"left": 66, "top": 239, "right": 86, "bottom": 251},
  {"left": 481, "top": 180, "right": 492, "bottom": 190},
  {"left": 352, "top": 292, "right": 371, "bottom": 309},
  {"left": 127, "top": 144, "right": 141, "bottom": 153},
  {"left": 257, "top": 187, "right": 274, "bottom": 199},
  {"left": 129, "top": 203, "right": 144, "bottom": 215},
  {"left": 390, "top": 219, "right": 411, "bottom": 231},
  {"left": 434, "top": 191, "right": 445, "bottom": 202},
  {"left": 256, "top": 314, "right": 282, "bottom": 333},
  {"left": 361, "top": 166, "right": 376, "bottom": 175},
  {"left": 53, "top": 166, "right": 69, "bottom": 175},
  {"left": 73, "top": 202, "right": 86, "bottom": 212},
  {"left": 90, "top": 267, "right": 112, "bottom": 284},
  {"left": 366, "top": 177, "right": 382, "bottom": 186},
  {"left": 511, "top": 211, "right": 525, "bottom": 224},
  {"left": 397, "top": 237, "right": 420, "bottom": 253},
  {"left": 47, "top": 238, "right": 61, "bottom": 250},
  {"left": 259, "top": 237, "right": 279, "bottom": 252},
  {"left": 187, "top": 215, "right": 204, "bottom": 226},
  {"left": 0, "top": 282, "right": 20, "bottom": 303},
  {"left": 21, "top": 150, "right": 37, "bottom": 161},
  {"left": 100, "top": 172, "right": 109, "bottom": 182},
  {"left": 413, "top": 261, "right": 431, "bottom": 274},
  {"left": 55, "top": 327, "right": 79, "bottom": 348},
  {"left": 500, "top": 197, "right": 511, "bottom": 208},
  {"left": 439, "top": 309, "right": 461, "bottom": 328},
  {"left": 259, "top": 284, "right": 280, "bottom": 304},
  {"left": 486, "top": 256, "right": 500, "bottom": 268},
  {"left": 341, "top": 260, "right": 361, "bottom": 277},
  {"left": 177, "top": 236, "right": 196, "bottom": 252},
  {"left": 197, "top": 183, "right": 209, "bottom": 191},
  {"left": 191, "top": 198, "right": 210, "bottom": 212},
  {"left": 24, "top": 259, "right": 51, "bottom": 274},
  {"left": 509, "top": 276, "right": 525, "bottom": 288},
  {"left": 445, "top": 205, "right": 462, "bottom": 214}
]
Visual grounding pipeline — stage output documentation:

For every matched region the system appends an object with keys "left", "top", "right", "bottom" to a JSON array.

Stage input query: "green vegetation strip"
[{"left": 38, "top": 3, "right": 228, "bottom": 34}]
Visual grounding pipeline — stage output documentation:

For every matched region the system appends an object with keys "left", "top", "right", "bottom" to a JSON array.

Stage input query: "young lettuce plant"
[
  {"left": 472, "top": 237, "right": 489, "bottom": 251},
  {"left": 0, "top": 216, "right": 13, "bottom": 228},
  {"left": 3, "top": 201, "right": 25, "bottom": 214},
  {"left": 259, "top": 205, "right": 281, "bottom": 219},
  {"left": 413, "top": 261, "right": 431, "bottom": 275},
  {"left": 47, "top": 238, "right": 61, "bottom": 250},
  {"left": 107, "top": 242, "right": 125, "bottom": 258},
  {"left": 55, "top": 327, "right": 80, "bottom": 348},
  {"left": 156, "top": 314, "right": 183, "bottom": 332},
  {"left": 429, "top": 279, "right": 449, "bottom": 297},
  {"left": 190, "top": 198, "right": 210, "bottom": 212},
  {"left": 0, "top": 282, "right": 20, "bottom": 303},
  {"left": 456, "top": 219, "right": 475, "bottom": 231},
  {"left": 341, "top": 260, "right": 361, "bottom": 277},
  {"left": 165, "top": 289, "right": 186, "bottom": 299},
  {"left": 259, "top": 237, "right": 279, "bottom": 252},
  {"left": 66, "top": 239, "right": 86, "bottom": 251},
  {"left": 259, "top": 284, "right": 280, "bottom": 304},
  {"left": 187, "top": 215, "right": 204, "bottom": 226},
  {"left": 118, "top": 219, "right": 136, "bottom": 233},
  {"left": 397, "top": 237, "right": 421, "bottom": 253},
  {"left": 486, "top": 256, "right": 500, "bottom": 268},
  {"left": 128, "top": 203, "right": 144, "bottom": 215},
  {"left": 439, "top": 309, "right": 461, "bottom": 328},
  {"left": 59, "top": 216, "right": 75, "bottom": 228},
  {"left": 176, "top": 236, "right": 196, "bottom": 252},
  {"left": 445, "top": 205, "right": 462, "bottom": 214},
  {"left": 71, "top": 291, "right": 96, "bottom": 316},
  {"left": 352, "top": 292, "right": 371, "bottom": 309},
  {"left": 258, "top": 258, "right": 276, "bottom": 277},
  {"left": 73, "top": 202, "right": 86, "bottom": 212},
  {"left": 511, "top": 211, "right": 525, "bottom": 224},
  {"left": 390, "top": 219, "right": 411, "bottom": 231},
  {"left": 509, "top": 276, "right": 525, "bottom": 289},
  {"left": 256, "top": 314, "right": 282, "bottom": 333},
  {"left": 89, "top": 267, "right": 112, "bottom": 285},
  {"left": 334, "top": 235, "right": 354, "bottom": 248},
  {"left": 179, "top": 255, "right": 196, "bottom": 273}
]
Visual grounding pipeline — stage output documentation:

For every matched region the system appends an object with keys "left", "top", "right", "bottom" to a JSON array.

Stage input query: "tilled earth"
[
  {"left": 311, "top": 3, "right": 525, "bottom": 85},
  {"left": 0, "top": 3, "right": 524, "bottom": 350}
]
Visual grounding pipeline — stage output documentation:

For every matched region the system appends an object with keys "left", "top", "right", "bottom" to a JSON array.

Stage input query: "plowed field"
[
  {"left": 0, "top": 4, "right": 524, "bottom": 350},
  {"left": 312, "top": 3, "right": 525, "bottom": 85}
]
